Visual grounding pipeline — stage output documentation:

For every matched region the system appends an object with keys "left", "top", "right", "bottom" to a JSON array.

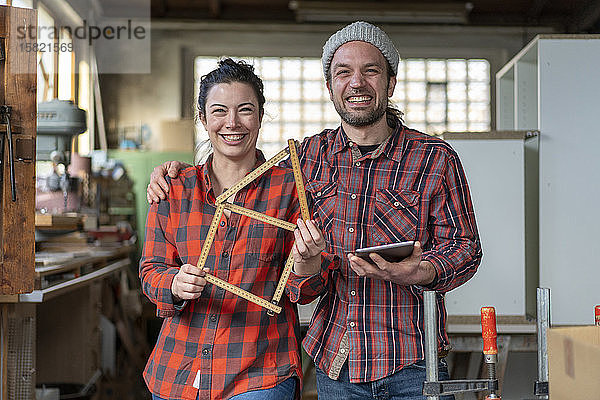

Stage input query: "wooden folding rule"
[{"left": 196, "top": 139, "right": 310, "bottom": 315}]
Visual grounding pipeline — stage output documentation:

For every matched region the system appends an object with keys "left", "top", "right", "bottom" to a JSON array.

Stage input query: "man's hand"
[
  {"left": 171, "top": 264, "right": 209, "bottom": 302},
  {"left": 347, "top": 241, "right": 436, "bottom": 286},
  {"left": 292, "top": 219, "right": 326, "bottom": 276},
  {"left": 147, "top": 161, "right": 191, "bottom": 204}
]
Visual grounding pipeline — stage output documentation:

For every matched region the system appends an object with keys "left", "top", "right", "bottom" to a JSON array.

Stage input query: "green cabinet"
[{"left": 109, "top": 150, "right": 194, "bottom": 250}]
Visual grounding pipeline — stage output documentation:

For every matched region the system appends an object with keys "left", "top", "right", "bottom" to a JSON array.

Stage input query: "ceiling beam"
[
  {"left": 570, "top": 0, "right": 600, "bottom": 32},
  {"left": 208, "top": 0, "right": 221, "bottom": 18},
  {"left": 527, "top": 0, "right": 550, "bottom": 20}
]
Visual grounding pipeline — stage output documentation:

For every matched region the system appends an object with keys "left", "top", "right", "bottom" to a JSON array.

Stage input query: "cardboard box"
[
  {"left": 157, "top": 119, "right": 195, "bottom": 152},
  {"left": 548, "top": 326, "right": 600, "bottom": 399}
]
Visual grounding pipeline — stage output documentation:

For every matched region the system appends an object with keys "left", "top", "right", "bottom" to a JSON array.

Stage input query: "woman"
[{"left": 140, "top": 59, "right": 331, "bottom": 400}]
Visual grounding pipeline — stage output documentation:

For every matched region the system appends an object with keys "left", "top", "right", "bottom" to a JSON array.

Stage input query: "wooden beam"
[
  {"left": 208, "top": 0, "right": 221, "bottom": 18},
  {"left": 570, "top": 0, "right": 600, "bottom": 32}
]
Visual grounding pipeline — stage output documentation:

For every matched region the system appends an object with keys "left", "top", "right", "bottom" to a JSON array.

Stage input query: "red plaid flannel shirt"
[
  {"left": 141, "top": 153, "right": 318, "bottom": 400},
  {"left": 286, "top": 115, "right": 482, "bottom": 382}
]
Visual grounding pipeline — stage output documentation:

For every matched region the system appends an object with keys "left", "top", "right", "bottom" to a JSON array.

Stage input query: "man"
[{"left": 147, "top": 21, "right": 482, "bottom": 400}]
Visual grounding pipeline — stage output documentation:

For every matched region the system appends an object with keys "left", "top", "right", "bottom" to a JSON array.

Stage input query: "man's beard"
[{"left": 332, "top": 93, "right": 388, "bottom": 127}]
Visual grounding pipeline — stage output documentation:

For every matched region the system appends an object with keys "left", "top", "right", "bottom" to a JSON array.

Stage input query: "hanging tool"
[
  {"left": 422, "top": 291, "right": 499, "bottom": 399},
  {"left": 0, "top": 105, "right": 17, "bottom": 201}
]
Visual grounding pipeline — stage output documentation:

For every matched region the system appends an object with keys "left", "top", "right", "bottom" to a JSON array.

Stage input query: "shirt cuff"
[
  {"left": 286, "top": 271, "right": 324, "bottom": 303},
  {"left": 420, "top": 252, "right": 451, "bottom": 291},
  {"left": 156, "top": 268, "right": 185, "bottom": 318}
]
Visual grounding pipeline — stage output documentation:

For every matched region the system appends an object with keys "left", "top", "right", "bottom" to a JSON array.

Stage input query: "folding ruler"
[{"left": 196, "top": 139, "right": 310, "bottom": 315}]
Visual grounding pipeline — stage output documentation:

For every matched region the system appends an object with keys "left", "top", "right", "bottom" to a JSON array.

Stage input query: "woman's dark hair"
[{"left": 197, "top": 58, "right": 266, "bottom": 117}]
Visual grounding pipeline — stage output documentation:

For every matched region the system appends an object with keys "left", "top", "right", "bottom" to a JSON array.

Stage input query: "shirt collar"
[
  {"left": 200, "top": 150, "right": 267, "bottom": 203},
  {"left": 330, "top": 113, "right": 406, "bottom": 163}
]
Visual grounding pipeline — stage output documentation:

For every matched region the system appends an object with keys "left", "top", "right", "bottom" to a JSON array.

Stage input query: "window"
[
  {"left": 194, "top": 56, "right": 490, "bottom": 156},
  {"left": 37, "top": 4, "right": 55, "bottom": 103},
  {"left": 57, "top": 30, "right": 74, "bottom": 101},
  {"left": 393, "top": 58, "right": 490, "bottom": 135}
]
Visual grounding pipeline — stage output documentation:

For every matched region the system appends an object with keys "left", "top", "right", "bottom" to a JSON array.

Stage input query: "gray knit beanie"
[{"left": 322, "top": 21, "right": 400, "bottom": 79}]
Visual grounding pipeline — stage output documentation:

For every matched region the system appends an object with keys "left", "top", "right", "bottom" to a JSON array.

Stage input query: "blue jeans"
[
  {"left": 151, "top": 377, "right": 296, "bottom": 400},
  {"left": 315, "top": 359, "right": 455, "bottom": 400}
]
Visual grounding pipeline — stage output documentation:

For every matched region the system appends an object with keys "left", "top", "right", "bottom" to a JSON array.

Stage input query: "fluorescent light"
[{"left": 289, "top": 1, "right": 473, "bottom": 24}]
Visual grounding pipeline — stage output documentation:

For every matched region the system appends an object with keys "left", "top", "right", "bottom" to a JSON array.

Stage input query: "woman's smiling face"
[{"left": 200, "top": 81, "right": 262, "bottom": 163}]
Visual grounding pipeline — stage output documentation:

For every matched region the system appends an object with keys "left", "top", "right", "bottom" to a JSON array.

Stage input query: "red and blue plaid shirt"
[
  {"left": 140, "top": 153, "right": 309, "bottom": 400},
  {"left": 286, "top": 115, "right": 482, "bottom": 383}
]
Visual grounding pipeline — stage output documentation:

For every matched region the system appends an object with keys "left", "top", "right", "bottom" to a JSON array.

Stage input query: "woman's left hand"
[{"left": 292, "top": 219, "right": 326, "bottom": 276}]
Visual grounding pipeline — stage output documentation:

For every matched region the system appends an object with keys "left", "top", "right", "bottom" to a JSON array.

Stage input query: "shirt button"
[
  {"left": 348, "top": 227, "right": 354, "bottom": 233},
  {"left": 355, "top": 162, "right": 361, "bottom": 167},
  {"left": 340, "top": 348, "right": 346, "bottom": 354},
  {"left": 349, "top": 322, "right": 355, "bottom": 328},
  {"left": 202, "top": 348, "right": 210, "bottom": 355},
  {"left": 351, "top": 290, "right": 356, "bottom": 296},
  {"left": 316, "top": 191, "right": 322, "bottom": 197},
  {"left": 220, "top": 221, "right": 226, "bottom": 227},
  {"left": 393, "top": 201, "right": 400, "bottom": 207},
  {"left": 351, "top": 194, "right": 357, "bottom": 200},
  {"left": 210, "top": 314, "right": 217, "bottom": 322},
  {"left": 222, "top": 252, "right": 229, "bottom": 258}
]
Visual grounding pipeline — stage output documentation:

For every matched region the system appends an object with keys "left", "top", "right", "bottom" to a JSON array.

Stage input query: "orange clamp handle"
[
  {"left": 481, "top": 307, "right": 498, "bottom": 355},
  {"left": 595, "top": 305, "right": 600, "bottom": 326}
]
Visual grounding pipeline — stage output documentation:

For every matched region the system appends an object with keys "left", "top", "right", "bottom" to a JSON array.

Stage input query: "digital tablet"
[{"left": 354, "top": 241, "right": 415, "bottom": 263}]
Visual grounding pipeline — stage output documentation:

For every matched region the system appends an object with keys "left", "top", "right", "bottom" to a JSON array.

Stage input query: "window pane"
[
  {"left": 406, "top": 60, "right": 425, "bottom": 81},
  {"left": 304, "top": 103, "right": 323, "bottom": 122},
  {"left": 448, "top": 60, "right": 467, "bottom": 81},
  {"left": 468, "top": 82, "right": 489, "bottom": 102},
  {"left": 468, "top": 60, "right": 489, "bottom": 81},
  {"left": 426, "top": 103, "right": 446, "bottom": 123},
  {"left": 57, "top": 32, "right": 73, "bottom": 101},
  {"left": 264, "top": 80, "right": 281, "bottom": 101},
  {"left": 427, "top": 83, "right": 447, "bottom": 102},
  {"left": 261, "top": 122, "right": 281, "bottom": 142},
  {"left": 406, "top": 103, "right": 426, "bottom": 123},
  {"left": 448, "top": 82, "right": 467, "bottom": 102},
  {"left": 283, "top": 122, "right": 302, "bottom": 140},
  {"left": 261, "top": 58, "right": 281, "bottom": 80},
  {"left": 391, "top": 81, "right": 405, "bottom": 102},
  {"left": 468, "top": 102, "right": 490, "bottom": 123},
  {"left": 282, "top": 81, "right": 301, "bottom": 101},
  {"left": 448, "top": 103, "right": 467, "bottom": 122},
  {"left": 407, "top": 82, "right": 426, "bottom": 102},
  {"left": 282, "top": 58, "right": 301, "bottom": 79},
  {"left": 303, "top": 81, "right": 322, "bottom": 101},
  {"left": 427, "top": 60, "right": 446, "bottom": 83},
  {"left": 281, "top": 102, "right": 301, "bottom": 122},
  {"left": 303, "top": 59, "right": 322, "bottom": 80}
]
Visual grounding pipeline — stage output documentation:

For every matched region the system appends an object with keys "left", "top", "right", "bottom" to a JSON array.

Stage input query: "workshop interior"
[{"left": 1, "top": 0, "right": 599, "bottom": 399}]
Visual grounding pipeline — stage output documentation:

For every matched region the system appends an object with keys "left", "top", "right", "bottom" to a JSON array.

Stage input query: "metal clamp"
[{"left": 423, "top": 379, "right": 498, "bottom": 395}]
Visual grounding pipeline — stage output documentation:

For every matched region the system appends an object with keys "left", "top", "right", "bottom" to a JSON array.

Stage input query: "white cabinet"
[
  {"left": 496, "top": 35, "right": 600, "bottom": 325},
  {"left": 444, "top": 132, "right": 539, "bottom": 319}
]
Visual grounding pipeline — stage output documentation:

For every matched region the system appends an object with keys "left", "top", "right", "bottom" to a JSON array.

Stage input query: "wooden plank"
[
  {"left": 0, "top": 5, "right": 37, "bottom": 295},
  {"left": 34, "top": 213, "right": 82, "bottom": 228}
]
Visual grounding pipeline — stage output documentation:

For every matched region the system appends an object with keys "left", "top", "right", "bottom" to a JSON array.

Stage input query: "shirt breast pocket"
[
  {"left": 372, "top": 188, "right": 420, "bottom": 244},
  {"left": 305, "top": 180, "right": 338, "bottom": 233},
  {"left": 247, "top": 222, "right": 280, "bottom": 263}
]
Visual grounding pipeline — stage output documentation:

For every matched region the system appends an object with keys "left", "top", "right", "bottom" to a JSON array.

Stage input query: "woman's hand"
[
  {"left": 292, "top": 219, "right": 326, "bottom": 276},
  {"left": 147, "top": 161, "right": 191, "bottom": 204},
  {"left": 171, "top": 264, "right": 209, "bottom": 302}
]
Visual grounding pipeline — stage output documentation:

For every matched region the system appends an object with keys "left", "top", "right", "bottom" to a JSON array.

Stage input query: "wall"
[{"left": 100, "top": 22, "right": 554, "bottom": 149}]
